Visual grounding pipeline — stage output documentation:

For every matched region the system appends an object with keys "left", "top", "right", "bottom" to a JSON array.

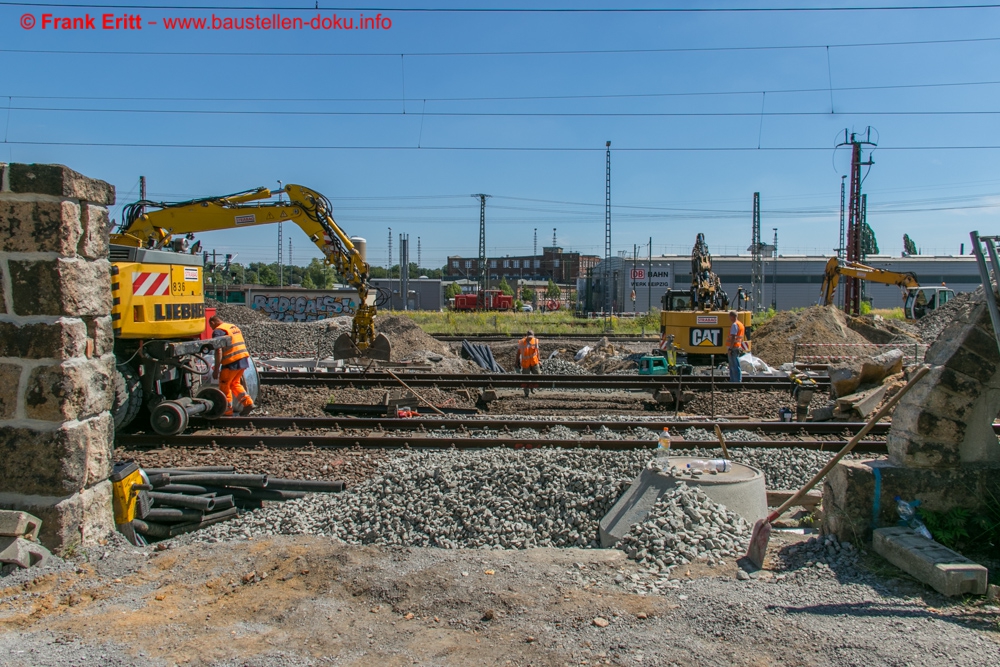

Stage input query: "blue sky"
[{"left": 2, "top": 1, "right": 1000, "bottom": 270}]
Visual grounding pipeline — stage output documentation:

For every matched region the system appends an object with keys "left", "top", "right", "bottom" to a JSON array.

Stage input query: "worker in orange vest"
[
  {"left": 726, "top": 310, "right": 746, "bottom": 383},
  {"left": 516, "top": 329, "right": 541, "bottom": 398},
  {"left": 210, "top": 314, "right": 255, "bottom": 416}
]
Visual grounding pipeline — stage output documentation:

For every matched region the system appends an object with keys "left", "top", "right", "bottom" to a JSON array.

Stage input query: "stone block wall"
[{"left": 0, "top": 163, "right": 116, "bottom": 551}]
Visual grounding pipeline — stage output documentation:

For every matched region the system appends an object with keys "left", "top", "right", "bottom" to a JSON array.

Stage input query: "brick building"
[{"left": 444, "top": 246, "right": 600, "bottom": 285}]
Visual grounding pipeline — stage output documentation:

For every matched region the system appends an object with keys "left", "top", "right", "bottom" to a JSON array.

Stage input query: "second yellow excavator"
[{"left": 819, "top": 257, "right": 954, "bottom": 320}]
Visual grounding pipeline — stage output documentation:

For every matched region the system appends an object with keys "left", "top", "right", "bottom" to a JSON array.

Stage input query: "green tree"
[
  {"left": 301, "top": 273, "right": 316, "bottom": 289},
  {"left": 444, "top": 282, "right": 463, "bottom": 299},
  {"left": 546, "top": 279, "right": 561, "bottom": 299},
  {"left": 521, "top": 287, "right": 535, "bottom": 302},
  {"left": 498, "top": 277, "right": 514, "bottom": 296}
]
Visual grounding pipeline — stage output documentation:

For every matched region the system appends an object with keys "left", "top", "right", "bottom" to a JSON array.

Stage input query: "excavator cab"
[{"left": 904, "top": 286, "right": 955, "bottom": 320}]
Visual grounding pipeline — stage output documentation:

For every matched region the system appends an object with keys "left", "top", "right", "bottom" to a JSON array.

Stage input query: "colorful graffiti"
[{"left": 250, "top": 293, "right": 358, "bottom": 322}]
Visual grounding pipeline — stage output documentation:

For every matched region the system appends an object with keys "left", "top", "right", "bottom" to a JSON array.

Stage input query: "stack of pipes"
[{"left": 128, "top": 465, "right": 344, "bottom": 541}]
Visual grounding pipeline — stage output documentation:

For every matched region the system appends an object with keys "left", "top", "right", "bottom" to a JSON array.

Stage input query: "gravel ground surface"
[{"left": 1, "top": 534, "right": 996, "bottom": 666}]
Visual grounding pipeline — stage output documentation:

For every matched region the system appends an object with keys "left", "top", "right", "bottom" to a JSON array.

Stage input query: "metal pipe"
[
  {"left": 142, "top": 466, "right": 236, "bottom": 475},
  {"left": 166, "top": 507, "right": 240, "bottom": 538},
  {"left": 161, "top": 473, "right": 267, "bottom": 488},
  {"left": 265, "top": 479, "right": 345, "bottom": 493},
  {"left": 131, "top": 519, "right": 170, "bottom": 539},
  {"left": 211, "top": 495, "right": 235, "bottom": 511},
  {"left": 155, "top": 483, "right": 215, "bottom": 495},
  {"left": 148, "top": 491, "right": 216, "bottom": 512},
  {"left": 143, "top": 507, "right": 205, "bottom": 523}
]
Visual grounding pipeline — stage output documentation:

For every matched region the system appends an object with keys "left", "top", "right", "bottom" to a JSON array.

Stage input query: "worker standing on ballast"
[
  {"left": 726, "top": 310, "right": 745, "bottom": 384},
  {"left": 210, "top": 314, "right": 255, "bottom": 416},
  {"left": 517, "top": 329, "right": 541, "bottom": 398}
]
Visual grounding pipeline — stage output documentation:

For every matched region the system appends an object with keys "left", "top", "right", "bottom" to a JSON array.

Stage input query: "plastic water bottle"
[
  {"left": 686, "top": 459, "right": 732, "bottom": 473},
  {"left": 895, "top": 496, "right": 933, "bottom": 540},
  {"left": 654, "top": 428, "right": 672, "bottom": 465}
]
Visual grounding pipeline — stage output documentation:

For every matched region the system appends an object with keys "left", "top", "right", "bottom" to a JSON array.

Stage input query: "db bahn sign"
[{"left": 630, "top": 268, "right": 645, "bottom": 279}]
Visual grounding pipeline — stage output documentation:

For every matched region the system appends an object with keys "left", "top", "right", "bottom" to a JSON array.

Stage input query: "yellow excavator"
[
  {"left": 818, "top": 257, "right": 954, "bottom": 320},
  {"left": 109, "top": 183, "right": 390, "bottom": 435}
]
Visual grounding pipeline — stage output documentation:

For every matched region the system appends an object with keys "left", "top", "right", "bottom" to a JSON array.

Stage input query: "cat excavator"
[{"left": 109, "top": 183, "right": 390, "bottom": 435}]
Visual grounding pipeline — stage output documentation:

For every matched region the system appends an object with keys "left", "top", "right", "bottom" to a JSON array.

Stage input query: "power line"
[
  {"left": 11, "top": 106, "right": 1000, "bottom": 117},
  {"left": 2, "top": 2, "right": 999, "bottom": 12},
  {"left": 11, "top": 140, "right": 1000, "bottom": 151},
  {"left": 2, "top": 35, "right": 999, "bottom": 58},
  {"left": 7, "top": 77, "right": 1000, "bottom": 103}
]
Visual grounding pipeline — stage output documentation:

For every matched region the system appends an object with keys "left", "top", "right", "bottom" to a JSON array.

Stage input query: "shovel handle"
[{"left": 766, "top": 365, "right": 929, "bottom": 523}]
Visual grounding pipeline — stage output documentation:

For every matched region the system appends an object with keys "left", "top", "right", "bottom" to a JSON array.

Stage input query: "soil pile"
[
  {"left": 751, "top": 306, "right": 869, "bottom": 366},
  {"left": 375, "top": 315, "right": 454, "bottom": 361}
]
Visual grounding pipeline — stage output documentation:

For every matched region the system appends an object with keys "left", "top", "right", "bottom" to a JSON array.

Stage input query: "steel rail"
[
  {"left": 117, "top": 433, "right": 888, "bottom": 453},
  {"left": 430, "top": 333, "right": 660, "bottom": 342},
  {"left": 258, "top": 371, "right": 827, "bottom": 392},
  {"left": 192, "top": 415, "right": 890, "bottom": 435}
]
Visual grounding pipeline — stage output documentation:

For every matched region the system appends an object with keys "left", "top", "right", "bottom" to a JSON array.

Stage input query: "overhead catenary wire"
[{"left": 2, "top": 34, "right": 999, "bottom": 58}]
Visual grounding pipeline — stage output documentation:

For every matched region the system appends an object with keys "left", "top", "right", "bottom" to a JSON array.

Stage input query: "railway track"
[
  {"left": 117, "top": 417, "right": 889, "bottom": 452},
  {"left": 430, "top": 333, "right": 660, "bottom": 342},
  {"left": 258, "top": 371, "right": 828, "bottom": 392}
]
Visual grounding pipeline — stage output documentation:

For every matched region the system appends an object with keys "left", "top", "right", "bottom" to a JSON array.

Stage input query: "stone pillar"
[
  {"left": 0, "top": 163, "right": 116, "bottom": 552},
  {"left": 824, "top": 294, "right": 1000, "bottom": 542}
]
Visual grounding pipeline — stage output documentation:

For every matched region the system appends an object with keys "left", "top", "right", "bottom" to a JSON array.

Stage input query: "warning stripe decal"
[{"left": 132, "top": 272, "right": 171, "bottom": 296}]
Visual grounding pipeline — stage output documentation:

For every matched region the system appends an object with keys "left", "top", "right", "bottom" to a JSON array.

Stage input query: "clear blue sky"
[{"left": 2, "top": 1, "right": 1000, "bottom": 269}]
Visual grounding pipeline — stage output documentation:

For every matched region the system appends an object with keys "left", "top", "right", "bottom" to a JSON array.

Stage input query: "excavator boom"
[
  {"left": 111, "top": 184, "right": 390, "bottom": 361},
  {"left": 819, "top": 257, "right": 919, "bottom": 307}
]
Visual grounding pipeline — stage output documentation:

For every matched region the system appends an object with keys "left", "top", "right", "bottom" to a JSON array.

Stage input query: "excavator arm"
[
  {"left": 819, "top": 257, "right": 919, "bottom": 306},
  {"left": 111, "top": 184, "right": 390, "bottom": 361}
]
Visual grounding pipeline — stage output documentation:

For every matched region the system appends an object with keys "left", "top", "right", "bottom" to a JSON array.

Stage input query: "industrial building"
[{"left": 582, "top": 254, "right": 980, "bottom": 313}]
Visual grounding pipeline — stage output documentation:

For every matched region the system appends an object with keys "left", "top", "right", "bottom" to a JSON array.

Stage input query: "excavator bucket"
[{"left": 333, "top": 333, "right": 392, "bottom": 362}]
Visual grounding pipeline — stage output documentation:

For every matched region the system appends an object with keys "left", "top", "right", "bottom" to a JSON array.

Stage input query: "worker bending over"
[
  {"left": 210, "top": 314, "right": 255, "bottom": 416},
  {"left": 726, "top": 310, "right": 746, "bottom": 383},
  {"left": 517, "top": 329, "right": 541, "bottom": 398}
]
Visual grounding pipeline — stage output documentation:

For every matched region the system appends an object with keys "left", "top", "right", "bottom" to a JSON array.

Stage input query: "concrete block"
[
  {"left": 0, "top": 319, "right": 90, "bottom": 359},
  {"left": 809, "top": 402, "right": 835, "bottom": 422},
  {"left": 0, "top": 363, "right": 20, "bottom": 419},
  {"left": 873, "top": 527, "right": 987, "bottom": 597},
  {"left": 0, "top": 510, "right": 41, "bottom": 540},
  {"left": 822, "top": 459, "right": 1000, "bottom": 542},
  {"left": 859, "top": 349, "right": 903, "bottom": 385},
  {"left": 480, "top": 389, "right": 499, "bottom": 403},
  {"left": 77, "top": 204, "right": 110, "bottom": 260},
  {"left": 829, "top": 361, "right": 863, "bottom": 398},
  {"left": 0, "top": 414, "right": 112, "bottom": 495},
  {"left": 24, "top": 356, "right": 113, "bottom": 422},
  {"left": 0, "top": 480, "right": 113, "bottom": 552},
  {"left": 0, "top": 536, "right": 53, "bottom": 569},
  {"left": 835, "top": 384, "right": 886, "bottom": 419},
  {"left": 8, "top": 163, "right": 115, "bottom": 205},
  {"left": 8, "top": 257, "right": 112, "bottom": 317},
  {"left": 653, "top": 389, "right": 674, "bottom": 404},
  {"left": 0, "top": 199, "right": 83, "bottom": 255}
]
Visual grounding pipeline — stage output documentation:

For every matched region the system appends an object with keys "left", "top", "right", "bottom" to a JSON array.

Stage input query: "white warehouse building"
[{"left": 580, "top": 254, "right": 980, "bottom": 313}]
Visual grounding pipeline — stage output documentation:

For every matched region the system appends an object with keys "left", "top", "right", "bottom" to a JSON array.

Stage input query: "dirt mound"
[
  {"left": 375, "top": 315, "right": 454, "bottom": 361},
  {"left": 751, "top": 305, "right": 869, "bottom": 366},
  {"left": 847, "top": 314, "right": 919, "bottom": 345}
]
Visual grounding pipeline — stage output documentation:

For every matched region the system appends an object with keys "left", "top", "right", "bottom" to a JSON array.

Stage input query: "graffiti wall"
[{"left": 249, "top": 290, "right": 358, "bottom": 322}]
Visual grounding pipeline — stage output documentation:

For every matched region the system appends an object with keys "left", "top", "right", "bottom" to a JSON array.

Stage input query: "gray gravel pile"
[
  {"left": 774, "top": 533, "right": 862, "bottom": 578},
  {"left": 193, "top": 449, "right": 651, "bottom": 548},
  {"left": 915, "top": 286, "right": 983, "bottom": 344},
  {"left": 539, "top": 358, "right": 588, "bottom": 375},
  {"left": 615, "top": 485, "right": 750, "bottom": 572}
]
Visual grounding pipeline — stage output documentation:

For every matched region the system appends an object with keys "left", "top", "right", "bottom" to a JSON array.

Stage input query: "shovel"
[{"left": 744, "top": 365, "right": 929, "bottom": 568}]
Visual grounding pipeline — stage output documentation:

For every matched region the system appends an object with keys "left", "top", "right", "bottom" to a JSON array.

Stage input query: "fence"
[{"left": 792, "top": 342, "right": 928, "bottom": 366}]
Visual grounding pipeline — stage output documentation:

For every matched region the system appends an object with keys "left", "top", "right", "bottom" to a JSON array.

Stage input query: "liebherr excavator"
[{"left": 109, "top": 184, "right": 390, "bottom": 435}]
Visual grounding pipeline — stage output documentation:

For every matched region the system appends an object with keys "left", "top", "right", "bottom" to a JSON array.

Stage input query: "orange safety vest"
[
  {"left": 216, "top": 322, "right": 250, "bottom": 366},
  {"left": 518, "top": 336, "right": 540, "bottom": 369},
  {"left": 726, "top": 320, "right": 746, "bottom": 351}
]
